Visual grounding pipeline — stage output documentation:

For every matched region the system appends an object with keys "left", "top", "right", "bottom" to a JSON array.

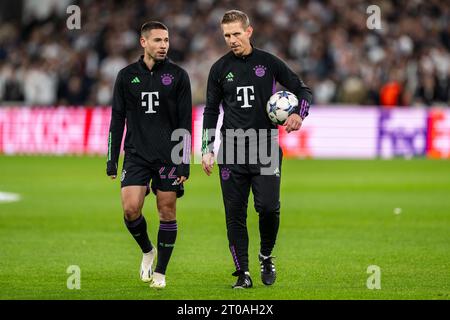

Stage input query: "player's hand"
[
  {"left": 284, "top": 114, "right": 302, "bottom": 133},
  {"left": 202, "top": 152, "right": 215, "bottom": 176},
  {"left": 176, "top": 176, "right": 188, "bottom": 184},
  {"left": 109, "top": 175, "right": 117, "bottom": 180}
]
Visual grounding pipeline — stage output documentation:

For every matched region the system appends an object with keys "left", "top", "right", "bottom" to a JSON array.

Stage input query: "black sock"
[
  {"left": 259, "top": 211, "right": 280, "bottom": 257},
  {"left": 124, "top": 215, "right": 153, "bottom": 253},
  {"left": 155, "top": 220, "right": 177, "bottom": 274}
]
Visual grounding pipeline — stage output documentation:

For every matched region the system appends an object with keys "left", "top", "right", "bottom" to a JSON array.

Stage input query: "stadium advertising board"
[{"left": 0, "top": 106, "right": 449, "bottom": 159}]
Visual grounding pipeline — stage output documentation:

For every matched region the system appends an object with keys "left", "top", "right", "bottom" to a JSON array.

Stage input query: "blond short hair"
[{"left": 221, "top": 10, "right": 250, "bottom": 28}]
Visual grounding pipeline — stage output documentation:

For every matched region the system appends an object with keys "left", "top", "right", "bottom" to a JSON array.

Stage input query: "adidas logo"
[
  {"left": 274, "top": 167, "right": 280, "bottom": 177},
  {"left": 131, "top": 77, "right": 140, "bottom": 83},
  {"left": 226, "top": 72, "right": 234, "bottom": 82}
]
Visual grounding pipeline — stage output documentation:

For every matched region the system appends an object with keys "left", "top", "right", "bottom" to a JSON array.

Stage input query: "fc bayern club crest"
[
  {"left": 161, "top": 73, "right": 174, "bottom": 86},
  {"left": 221, "top": 167, "right": 231, "bottom": 181},
  {"left": 253, "top": 65, "right": 267, "bottom": 77}
]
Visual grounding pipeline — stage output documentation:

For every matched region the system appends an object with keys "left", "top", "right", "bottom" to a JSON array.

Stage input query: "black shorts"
[{"left": 120, "top": 152, "right": 184, "bottom": 198}]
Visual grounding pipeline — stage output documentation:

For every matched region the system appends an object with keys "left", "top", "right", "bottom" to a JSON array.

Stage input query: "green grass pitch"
[{"left": 0, "top": 156, "right": 449, "bottom": 300}]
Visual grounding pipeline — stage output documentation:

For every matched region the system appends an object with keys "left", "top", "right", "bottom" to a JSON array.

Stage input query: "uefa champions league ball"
[{"left": 266, "top": 91, "right": 298, "bottom": 125}]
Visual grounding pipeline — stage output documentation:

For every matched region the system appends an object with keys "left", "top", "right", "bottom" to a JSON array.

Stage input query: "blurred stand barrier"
[{"left": 0, "top": 106, "right": 449, "bottom": 159}]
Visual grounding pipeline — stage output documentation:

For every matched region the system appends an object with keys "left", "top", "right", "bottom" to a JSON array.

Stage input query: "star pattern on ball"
[
  {"left": 269, "top": 102, "right": 277, "bottom": 113},
  {"left": 279, "top": 91, "right": 290, "bottom": 98}
]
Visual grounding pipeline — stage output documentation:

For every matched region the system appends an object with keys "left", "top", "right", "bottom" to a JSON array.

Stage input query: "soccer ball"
[{"left": 266, "top": 91, "right": 298, "bottom": 125}]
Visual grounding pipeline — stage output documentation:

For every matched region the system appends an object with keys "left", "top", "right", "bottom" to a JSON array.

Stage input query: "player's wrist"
[
  {"left": 202, "top": 150, "right": 214, "bottom": 156},
  {"left": 106, "top": 162, "right": 118, "bottom": 176}
]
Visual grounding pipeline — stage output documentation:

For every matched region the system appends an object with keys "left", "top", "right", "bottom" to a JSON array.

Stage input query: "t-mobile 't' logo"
[
  {"left": 236, "top": 86, "right": 255, "bottom": 108},
  {"left": 141, "top": 92, "right": 159, "bottom": 114}
]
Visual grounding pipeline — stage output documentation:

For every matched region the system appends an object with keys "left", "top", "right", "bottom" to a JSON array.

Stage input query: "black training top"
[
  {"left": 107, "top": 56, "right": 192, "bottom": 177},
  {"left": 202, "top": 47, "right": 312, "bottom": 155}
]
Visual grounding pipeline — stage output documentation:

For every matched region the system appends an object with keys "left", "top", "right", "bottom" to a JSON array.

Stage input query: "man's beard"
[{"left": 148, "top": 52, "right": 166, "bottom": 61}]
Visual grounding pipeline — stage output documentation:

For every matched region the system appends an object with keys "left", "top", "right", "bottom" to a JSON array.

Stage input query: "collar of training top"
[
  {"left": 138, "top": 55, "right": 168, "bottom": 72},
  {"left": 232, "top": 44, "right": 255, "bottom": 60}
]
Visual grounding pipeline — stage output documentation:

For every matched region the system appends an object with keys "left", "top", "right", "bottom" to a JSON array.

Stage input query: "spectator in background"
[
  {"left": 93, "top": 76, "right": 113, "bottom": 105},
  {"left": 0, "top": 0, "right": 449, "bottom": 107},
  {"left": 416, "top": 72, "right": 439, "bottom": 106},
  {"left": 99, "top": 50, "right": 127, "bottom": 84},
  {"left": 3, "top": 68, "right": 24, "bottom": 102},
  {"left": 338, "top": 76, "right": 367, "bottom": 105},
  {"left": 1, "top": 64, "right": 24, "bottom": 102},
  {"left": 313, "top": 76, "right": 337, "bottom": 104},
  {"left": 58, "top": 75, "right": 90, "bottom": 105},
  {"left": 23, "top": 58, "right": 57, "bottom": 105},
  {"left": 379, "top": 68, "right": 411, "bottom": 108}
]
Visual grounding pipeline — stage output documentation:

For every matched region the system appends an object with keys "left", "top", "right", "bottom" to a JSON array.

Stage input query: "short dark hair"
[
  {"left": 221, "top": 10, "right": 250, "bottom": 28},
  {"left": 141, "top": 21, "right": 168, "bottom": 37}
]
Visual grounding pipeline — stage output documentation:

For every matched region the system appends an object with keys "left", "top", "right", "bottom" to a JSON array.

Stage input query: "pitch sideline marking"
[{"left": 0, "top": 191, "right": 21, "bottom": 203}]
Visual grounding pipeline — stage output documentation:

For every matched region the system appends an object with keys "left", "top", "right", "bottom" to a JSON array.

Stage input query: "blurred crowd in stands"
[{"left": 0, "top": 0, "right": 449, "bottom": 107}]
